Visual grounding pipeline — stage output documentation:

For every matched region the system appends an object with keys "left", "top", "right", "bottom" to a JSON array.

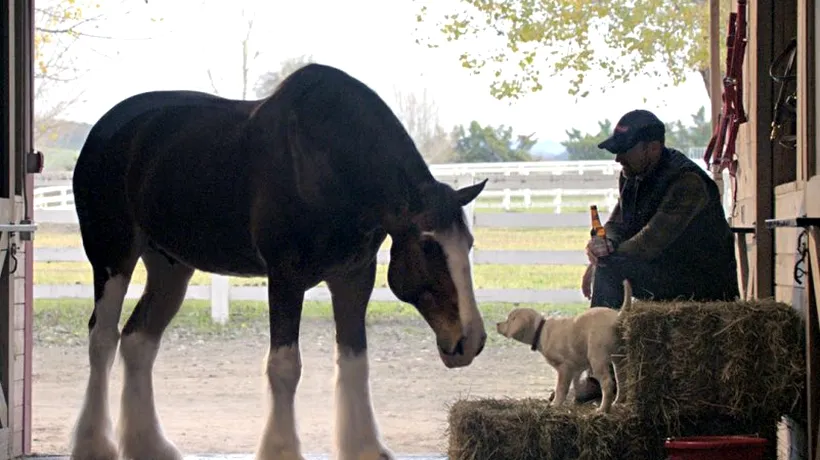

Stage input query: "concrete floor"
[{"left": 29, "top": 455, "right": 447, "bottom": 460}]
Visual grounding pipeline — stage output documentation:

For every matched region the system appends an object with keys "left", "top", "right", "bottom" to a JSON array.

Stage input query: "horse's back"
[
  {"left": 84, "top": 90, "right": 241, "bottom": 143},
  {"left": 73, "top": 64, "right": 420, "bottom": 279},
  {"left": 73, "top": 90, "right": 267, "bottom": 276}
]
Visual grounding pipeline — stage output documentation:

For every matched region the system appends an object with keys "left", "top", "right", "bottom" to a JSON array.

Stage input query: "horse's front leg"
[
  {"left": 255, "top": 278, "right": 306, "bottom": 460},
  {"left": 327, "top": 261, "right": 394, "bottom": 460}
]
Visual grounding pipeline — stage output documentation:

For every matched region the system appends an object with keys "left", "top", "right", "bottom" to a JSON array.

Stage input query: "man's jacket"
[{"left": 604, "top": 147, "right": 737, "bottom": 281}]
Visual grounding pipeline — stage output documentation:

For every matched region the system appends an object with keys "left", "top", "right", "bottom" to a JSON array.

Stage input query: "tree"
[
  {"left": 561, "top": 120, "right": 613, "bottom": 161},
  {"left": 253, "top": 55, "right": 316, "bottom": 98},
  {"left": 414, "top": 0, "right": 732, "bottom": 101},
  {"left": 665, "top": 106, "right": 713, "bottom": 150},
  {"left": 392, "top": 88, "right": 455, "bottom": 163},
  {"left": 205, "top": 8, "right": 262, "bottom": 100},
  {"left": 561, "top": 106, "right": 712, "bottom": 161},
  {"left": 452, "top": 121, "right": 536, "bottom": 162},
  {"left": 35, "top": 0, "right": 105, "bottom": 144},
  {"left": 34, "top": 0, "right": 155, "bottom": 144}
]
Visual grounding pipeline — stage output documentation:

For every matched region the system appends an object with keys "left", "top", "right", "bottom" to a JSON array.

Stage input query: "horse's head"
[{"left": 385, "top": 179, "right": 488, "bottom": 368}]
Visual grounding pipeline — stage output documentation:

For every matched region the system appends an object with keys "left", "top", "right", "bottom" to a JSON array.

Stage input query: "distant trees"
[
  {"left": 254, "top": 55, "right": 316, "bottom": 98},
  {"left": 34, "top": 0, "right": 155, "bottom": 144},
  {"left": 561, "top": 107, "right": 713, "bottom": 161},
  {"left": 393, "top": 88, "right": 455, "bottom": 163},
  {"left": 451, "top": 121, "right": 537, "bottom": 162}
]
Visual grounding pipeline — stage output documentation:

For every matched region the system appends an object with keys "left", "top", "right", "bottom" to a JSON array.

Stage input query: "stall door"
[{"left": 1, "top": 0, "right": 36, "bottom": 458}]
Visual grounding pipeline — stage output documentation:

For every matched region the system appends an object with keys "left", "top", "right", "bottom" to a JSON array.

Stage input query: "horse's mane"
[{"left": 267, "top": 63, "right": 435, "bottom": 185}]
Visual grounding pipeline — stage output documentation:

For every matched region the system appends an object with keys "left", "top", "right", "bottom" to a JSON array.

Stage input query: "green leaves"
[
  {"left": 452, "top": 121, "right": 537, "bottom": 162},
  {"left": 414, "top": 0, "right": 732, "bottom": 100}
]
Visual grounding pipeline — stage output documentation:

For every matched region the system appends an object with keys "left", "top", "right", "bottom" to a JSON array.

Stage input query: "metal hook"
[
  {"left": 7, "top": 242, "right": 18, "bottom": 275},
  {"left": 794, "top": 229, "right": 809, "bottom": 285}
]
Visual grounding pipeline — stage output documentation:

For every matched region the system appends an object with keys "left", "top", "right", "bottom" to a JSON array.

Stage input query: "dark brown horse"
[{"left": 68, "top": 63, "right": 488, "bottom": 460}]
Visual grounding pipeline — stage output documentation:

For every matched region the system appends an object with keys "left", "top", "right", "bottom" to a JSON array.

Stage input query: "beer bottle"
[{"left": 590, "top": 205, "right": 606, "bottom": 238}]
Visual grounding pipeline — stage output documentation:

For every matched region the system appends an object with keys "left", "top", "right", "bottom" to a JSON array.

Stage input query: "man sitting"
[{"left": 576, "top": 109, "right": 740, "bottom": 402}]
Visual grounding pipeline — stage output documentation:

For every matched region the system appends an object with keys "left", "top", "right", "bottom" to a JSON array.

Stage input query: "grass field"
[
  {"left": 34, "top": 226, "right": 591, "bottom": 251},
  {"left": 32, "top": 224, "right": 590, "bottom": 343},
  {"left": 34, "top": 297, "right": 588, "bottom": 346},
  {"left": 34, "top": 261, "right": 585, "bottom": 290},
  {"left": 32, "top": 226, "right": 588, "bottom": 289}
]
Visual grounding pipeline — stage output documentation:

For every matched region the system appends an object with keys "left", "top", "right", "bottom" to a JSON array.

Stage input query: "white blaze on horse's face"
[{"left": 426, "top": 223, "right": 486, "bottom": 368}]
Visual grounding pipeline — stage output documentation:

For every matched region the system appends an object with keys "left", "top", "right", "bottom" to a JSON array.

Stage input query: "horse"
[{"left": 68, "top": 63, "right": 488, "bottom": 460}]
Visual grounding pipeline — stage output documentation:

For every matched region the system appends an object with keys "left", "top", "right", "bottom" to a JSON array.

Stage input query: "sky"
[{"left": 46, "top": 0, "right": 712, "bottom": 154}]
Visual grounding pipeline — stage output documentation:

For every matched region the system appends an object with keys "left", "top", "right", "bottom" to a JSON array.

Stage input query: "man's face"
[{"left": 615, "top": 141, "right": 654, "bottom": 177}]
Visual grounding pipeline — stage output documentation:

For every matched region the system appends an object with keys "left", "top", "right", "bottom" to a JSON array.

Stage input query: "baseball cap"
[{"left": 597, "top": 109, "right": 666, "bottom": 154}]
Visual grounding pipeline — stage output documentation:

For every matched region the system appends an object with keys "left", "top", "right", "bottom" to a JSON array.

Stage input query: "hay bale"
[
  {"left": 447, "top": 398, "right": 778, "bottom": 460},
  {"left": 619, "top": 298, "right": 806, "bottom": 430}
]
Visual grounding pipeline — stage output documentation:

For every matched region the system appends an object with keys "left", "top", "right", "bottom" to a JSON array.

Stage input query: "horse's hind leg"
[
  {"left": 117, "top": 249, "right": 194, "bottom": 460},
  {"left": 327, "top": 261, "right": 394, "bottom": 460},
  {"left": 71, "top": 242, "right": 140, "bottom": 460}
]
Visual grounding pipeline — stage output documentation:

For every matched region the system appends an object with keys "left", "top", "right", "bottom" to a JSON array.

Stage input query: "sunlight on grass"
[
  {"left": 34, "top": 261, "right": 586, "bottom": 290},
  {"left": 33, "top": 226, "right": 590, "bottom": 251},
  {"left": 34, "top": 298, "right": 589, "bottom": 346}
]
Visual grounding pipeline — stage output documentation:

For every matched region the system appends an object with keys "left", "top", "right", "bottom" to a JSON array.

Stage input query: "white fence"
[
  {"left": 482, "top": 188, "right": 618, "bottom": 212},
  {"left": 428, "top": 160, "right": 620, "bottom": 176},
  {"left": 34, "top": 186, "right": 75, "bottom": 210},
  {"left": 28, "top": 158, "right": 722, "bottom": 323},
  {"left": 33, "top": 185, "right": 619, "bottom": 213},
  {"left": 34, "top": 159, "right": 628, "bottom": 187},
  {"left": 33, "top": 246, "right": 590, "bottom": 324},
  {"left": 31, "top": 190, "right": 600, "bottom": 323}
]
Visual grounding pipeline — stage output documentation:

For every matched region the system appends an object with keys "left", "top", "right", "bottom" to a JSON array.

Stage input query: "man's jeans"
[{"left": 590, "top": 255, "right": 740, "bottom": 309}]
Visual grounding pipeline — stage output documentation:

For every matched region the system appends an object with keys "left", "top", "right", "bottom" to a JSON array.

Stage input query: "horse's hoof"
[
  {"left": 120, "top": 438, "right": 182, "bottom": 460},
  {"left": 70, "top": 435, "right": 118, "bottom": 460},
  {"left": 339, "top": 445, "right": 395, "bottom": 460},
  {"left": 254, "top": 447, "right": 305, "bottom": 460}
]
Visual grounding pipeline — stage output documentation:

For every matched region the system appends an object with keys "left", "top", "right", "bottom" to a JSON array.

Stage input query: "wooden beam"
[
  {"left": 798, "top": 0, "right": 817, "bottom": 181},
  {"left": 807, "top": 227, "right": 820, "bottom": 460},
  {"left": 751, "top": 0, "right": 775, "bottom": 299},
  {"left": 710, "top": 0, "right": 722, "bottom": 130}
]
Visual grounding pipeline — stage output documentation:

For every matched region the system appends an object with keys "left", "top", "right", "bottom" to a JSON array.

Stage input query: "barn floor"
[{"left": 29, "top": 455, "right": 446, "bottom": 459}]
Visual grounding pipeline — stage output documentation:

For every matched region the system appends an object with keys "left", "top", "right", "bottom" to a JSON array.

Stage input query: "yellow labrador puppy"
[{"left": 496, "top": 280, "right": 632, "bottom": 413}]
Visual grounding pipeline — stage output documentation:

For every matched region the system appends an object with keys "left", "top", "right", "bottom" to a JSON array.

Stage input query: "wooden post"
[
  {"left": 210, "top": 274, "right": 230, "bottom": 324},
  {"left": 751, "top": 0, "right": 776, "bottom": 299},
  {"left": 709, "top": 0, "right": 721, "bottom": 129},
  {"left": 806, "top": 227, "right": 820, "bottom": 460},
  {"left": 797, "top": 0, "right": 816, "bottom": 182},
  {"left": 709, "top": 0, "right": 725, "bottom": 202}
]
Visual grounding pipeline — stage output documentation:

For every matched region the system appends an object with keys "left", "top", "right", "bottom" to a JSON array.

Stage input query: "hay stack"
[
  {"left": 619, "top": 298, "right": 806, "bottom": 430},
  {"left": 448, "top": 298, "right": 804, "bottom": 459},
  {"left": 448, "top": 398, "right": 777, "bottom": 460}
]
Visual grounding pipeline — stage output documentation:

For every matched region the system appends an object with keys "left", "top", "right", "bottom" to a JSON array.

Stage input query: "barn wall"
[
  {"left": 732, "top": 0, "right": 782, "bottom": 300},
  {"left": 1, "top": 0, "right": 34, "bottom": 457},
  {"left": 773, "top": 184, "right": 806, "bottom": 307}
]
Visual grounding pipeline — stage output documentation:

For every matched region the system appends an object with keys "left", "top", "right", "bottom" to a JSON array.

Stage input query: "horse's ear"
[{"left": 456, "top": 178, "right": 488, "bottom": 207}]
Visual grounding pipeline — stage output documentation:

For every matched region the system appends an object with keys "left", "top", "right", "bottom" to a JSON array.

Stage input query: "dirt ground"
[{"left": 30, "top": 318, "right": 560, "bottom": 456}]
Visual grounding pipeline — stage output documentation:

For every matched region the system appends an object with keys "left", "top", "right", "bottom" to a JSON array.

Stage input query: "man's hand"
[{"left": 585, "top": 236, "right": 614, "bottom": 265}]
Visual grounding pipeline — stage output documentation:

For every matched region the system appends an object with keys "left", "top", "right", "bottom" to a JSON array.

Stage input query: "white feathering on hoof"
[{"left": 620, "top": 279, "right": 633, "bottom": 313}]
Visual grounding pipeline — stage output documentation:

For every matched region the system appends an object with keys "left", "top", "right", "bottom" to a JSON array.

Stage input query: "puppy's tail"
[{"left": 619, "top": 279, "right": 633, "bottom": 314}]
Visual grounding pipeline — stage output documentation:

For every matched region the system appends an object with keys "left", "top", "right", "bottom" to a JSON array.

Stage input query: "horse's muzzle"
[{"left": 438, "top": 331, "right": 487, "bottom": 368}]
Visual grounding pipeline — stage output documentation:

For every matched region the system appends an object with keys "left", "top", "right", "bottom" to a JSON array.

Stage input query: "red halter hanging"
[{"left": 703, "top": 0, "right": 748, "bottom": 212}]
